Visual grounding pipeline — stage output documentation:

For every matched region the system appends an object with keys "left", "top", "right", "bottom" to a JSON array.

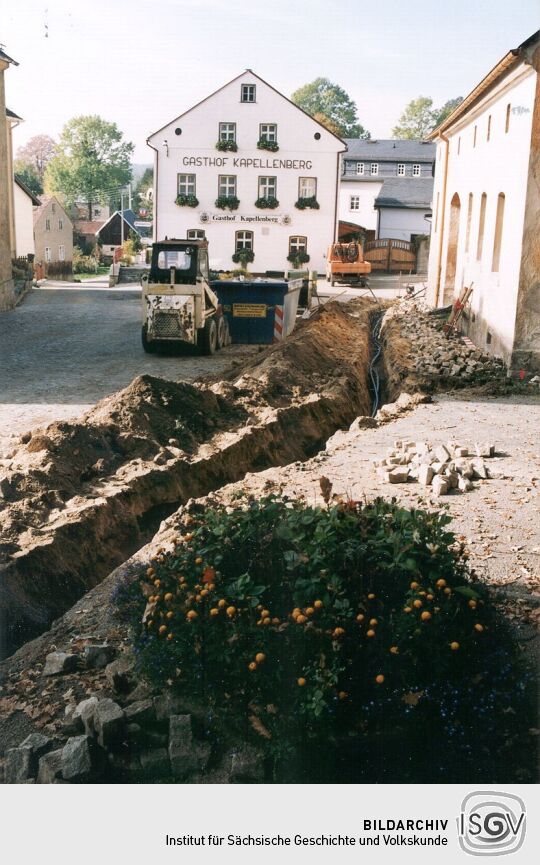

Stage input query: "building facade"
[
  {"left": 33, "top": 196, "right": 74, "bottom": 266},
  {"left": 427, "top": 30, "right": 540, "bottom": 371},
  {"left": 14, "top": 176, "right": 40, "bottom": 256},
  {"left": 148, "top": 70, "right": 345, "bottom": 275},
  {"left": 339, "top": 139, "right": 435, "bottom": 239},
  {"left": 0, "top": 49, "right": 18, "bottom": 310}
]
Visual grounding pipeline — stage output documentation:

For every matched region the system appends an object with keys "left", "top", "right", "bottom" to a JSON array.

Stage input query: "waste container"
[{"left": 212, "top": 278, "right": 302, "bottom": 344}]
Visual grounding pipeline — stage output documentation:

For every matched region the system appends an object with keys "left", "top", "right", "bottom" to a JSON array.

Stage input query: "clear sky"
[{"left": 2, "top": 0, "right": 539, "bottom": 162}]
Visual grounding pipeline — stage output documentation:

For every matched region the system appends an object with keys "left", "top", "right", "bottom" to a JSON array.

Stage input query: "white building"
[
  {"left": 13, "top": 175, "right": 39, "bottom": 257},
  {"left": 147, "top": 70, "right": 345, "bottom": 275},
  {"left": 338, "top": 140, "right": 435, "bottom": 240},
  {"left": 427, "top": 30, "right": 540, "bottom": 372}
]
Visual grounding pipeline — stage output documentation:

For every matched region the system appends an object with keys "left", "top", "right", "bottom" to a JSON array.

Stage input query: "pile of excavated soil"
[{"left": 0, "top": 300, "right": 375, "bottom": 657}]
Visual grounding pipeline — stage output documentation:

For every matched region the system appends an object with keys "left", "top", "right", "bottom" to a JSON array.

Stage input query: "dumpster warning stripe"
[{"left": 274, "top": 305, "right": 284, "bottom": 342}]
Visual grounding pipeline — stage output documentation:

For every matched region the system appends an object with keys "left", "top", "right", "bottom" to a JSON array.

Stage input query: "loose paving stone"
[
  {"left": 61, "top": 735, "right": 105, "bottom": 782},
  {"left": 37, "top": 749, "right": 63, "bottom": 784},
  {"left": 84, "top": 644, "right": 116, "bottom": 669},
  {"left": 43, "top": 652, "right": 78, "bottom": 676},
  {"left": 93, "top": 699, "right": 125, "bottom": 749}
]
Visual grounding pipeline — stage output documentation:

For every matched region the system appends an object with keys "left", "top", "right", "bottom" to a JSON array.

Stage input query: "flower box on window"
[
  {"left": 257, "top": 139, "right": 279, "bottom": 152},
  {"left": 216, "top": 140, "right": 238, "bottom": 152},
  {"left": 295, "top": 196, "right": 320, "bottom": 210},
  {"left": 232, "top": 249, "right": 255, "bottom": 265},
  {"left": 287, "top": 251, "right": 310, "bottom": 265},
  {"left": 254, "top": 196, "right": 279, "bottom": 209},
  {"left": 175, "top": 194, "right": 199, "bottom": 207},
  {"left": 215, "top": 195, "right": 240, "bottom": 211}
]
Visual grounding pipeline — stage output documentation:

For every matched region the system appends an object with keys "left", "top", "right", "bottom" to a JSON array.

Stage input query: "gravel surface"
[{"left": 0, "top": 283, "right": 256, "bottom": 456}]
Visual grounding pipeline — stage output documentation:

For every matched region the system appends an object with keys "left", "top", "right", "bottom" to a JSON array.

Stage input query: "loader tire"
[
  {"left": 201, "top": 316, "right": 218, "bottom": 355},
  {"left": 141, "top": 324, "right": 156, "bottom": 353}
]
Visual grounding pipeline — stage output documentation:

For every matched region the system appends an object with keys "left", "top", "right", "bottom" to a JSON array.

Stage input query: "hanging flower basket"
[
  {"left": 254, "top": 196, "right": 280, "bottom": 209},
  {"left": 257, "top": 139, "right": 279, "bottom": 152},
  {"left": 295, "top": 196, "right": 320, "bottom": 210},
  {"left": 216, "top": 140, "right": 238, "bottom": 152},
  {"left": 215, "top": 195, "right": 240, "bottom": 211},
  {"left": 175, "top": 194, "right": 199, "bottom": 208}
]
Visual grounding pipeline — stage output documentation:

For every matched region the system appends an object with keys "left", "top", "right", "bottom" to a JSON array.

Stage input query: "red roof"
[{"left": 74, "top": 220, "right": 105, "bottom": 235}]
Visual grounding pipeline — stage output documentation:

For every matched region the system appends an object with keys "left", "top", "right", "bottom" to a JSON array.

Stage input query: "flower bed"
[{"left": 117, "top": 495, "right": 531, "bottom": 782}]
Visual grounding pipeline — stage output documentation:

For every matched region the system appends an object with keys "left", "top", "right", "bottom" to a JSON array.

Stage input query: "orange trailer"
[{"left": 326, "top": 241, "right": 371, "bottom": 287}]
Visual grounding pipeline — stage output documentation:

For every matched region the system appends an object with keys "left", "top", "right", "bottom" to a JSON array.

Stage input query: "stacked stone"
[
  {"left": 3, "top": 643, "right": 263, "bottom": 784},
  {"left": 375, "top": 440, "right": 501, "bottom": 496},
  {"left": 381, "top": 297, "right": 506, "bottom": 385}
]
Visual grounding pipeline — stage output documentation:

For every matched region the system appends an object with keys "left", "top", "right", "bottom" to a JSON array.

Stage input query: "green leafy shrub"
[
  {"left": 295, "top": 196, "right": 319, "bottom": 210},
  {"left": 175, "top": 194, "right": 199, "bottom": 207},
  {"left": 216, "top": 140, "right": 238, "bottom": 152},
  {"left": 118, "top": 496, "right": 531, "bottom": 782},
  {"left": 257, "top": 139, "right": 279, "bottom": 152},
  {"left": 73, "top": 246, "right": 98, "bottom": 274},
  {"left": 215, "top": 195, "right": 240, "bottom": 211},
  {"left": 255, "top": 196, "right": 279, "bottom": 209},
  {"left": 231, "top": 249, "right": 255, "bottom": 266}
]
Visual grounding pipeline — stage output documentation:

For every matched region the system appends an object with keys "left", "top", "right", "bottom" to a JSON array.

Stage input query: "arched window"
[
  {"left": 235, "top": 230, "right": 253, "bottom": 251},
  {"left": 465, "top": 193, "right": 473, "bottom": 252},
  {"left": 492, "top": 193, "right": 505, "bottom": 272},
  {"left": 186, "top": 229, "right": 205, "bottom": 241},
  {"left": 476, "top": 193, "right": 487, "bottom": 260},
  {"left": 289, "top": 236, "right": 307, "bottom": 255}
]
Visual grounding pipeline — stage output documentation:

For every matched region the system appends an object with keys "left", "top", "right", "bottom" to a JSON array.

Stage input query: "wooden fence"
[{"left": 364, "top": 238, "right": 416, "bottom": 273}]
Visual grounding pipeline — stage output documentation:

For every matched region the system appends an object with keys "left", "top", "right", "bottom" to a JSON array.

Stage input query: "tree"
[
  {"left": 291, "top": 78, "right": 370, "bottom": 139},
  {"left": 134, "top": 167, "right": 153, "bottom": 218},
  {"left": 433, "top": 97, "right": 463, "bottom": 128},
  {"left": 392, "top": 96, "right": 436, "bottom": 139},
  {"left": 312, "top": 112, "right": 342, "bottom": 137},
  {"left": 14, "top": 160, "right": 43, "bottom": 196},
  {"left": 16, "top": 134, "right": 56, "bottom": 180},
  {"left": 45, "top": 115, "right": 134, "bottom": 220}
]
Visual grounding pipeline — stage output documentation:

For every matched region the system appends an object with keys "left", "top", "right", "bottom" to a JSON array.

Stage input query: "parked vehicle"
[
  {"left": 326, "top": 241, "right": 371, "bottom": 287},
  {"left": 141, "top": 239, "right": 229, "bottom": 354}
]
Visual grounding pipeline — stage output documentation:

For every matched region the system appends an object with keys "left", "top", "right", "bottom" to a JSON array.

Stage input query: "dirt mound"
[{"left": 0, "top": 300, "right": 375, "bottom": 657}]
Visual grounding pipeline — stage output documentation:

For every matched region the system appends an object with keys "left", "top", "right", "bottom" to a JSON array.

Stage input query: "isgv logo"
[{"left": 458, "top": 791, "right": 526, "bottom": 856}]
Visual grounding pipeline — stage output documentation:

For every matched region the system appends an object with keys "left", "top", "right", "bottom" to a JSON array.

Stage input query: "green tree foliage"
[
  {"left": 134, "top": 167, "right": 153, "bottom": 218},
  {"left": 16, "top": 134, "right": 56, "bottom": 180},
  {"left": 45, "top": 115, "right": 134, "bottom": 220},
  {"left": 14, "top": 161, "right": 43, "bottom": 196},
  {"left": 291, "top": 78, "right": 370, "bottom": 139},
  {"left": 393, "top": 96, "right": 464, "bottom": 139},
  {"left": 433, "top": 96, "right": 464, "bottom": 128}
]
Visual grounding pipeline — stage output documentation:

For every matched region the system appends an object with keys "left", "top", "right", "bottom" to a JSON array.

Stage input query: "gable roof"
[
  {"left": 344, "top": 139, "right": 436, "bottom": 161},
  {"left": 429, "top": 29, "right": 540, "bottom": 138},
  {"left": 0, "top": 47, "right": 18, "bottom": 66},
  {"left": 33, "top": 195, "right": 73, "bottom": 227},
  {"left": 74, "top": 220, "right": 105, "bottom": 236},
  {"left": 97, "top": 209, "right": 141, "bottom": 237},
  {"left": 14, "top": 175, "right": 41, "bottom": 206},
  {"left": 148, "top": 69, "right": 346, "bottom": 148},
  {"left": 374, "top": 178, "right": 433, "bottom": 209},
  {"left": 6, "top": 107, "right": 23, "bottom": 121}
]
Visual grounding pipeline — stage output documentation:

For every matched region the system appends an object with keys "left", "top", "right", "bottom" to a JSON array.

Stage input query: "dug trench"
[{"left": 0, "top": 300, "right": 380, "bottom": 659}]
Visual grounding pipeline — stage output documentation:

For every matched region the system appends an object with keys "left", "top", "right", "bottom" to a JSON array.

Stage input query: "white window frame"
[
  {"left": 219, "top": 175, "right": 237, "bottom": 197},
  {"left": 349, "top": 195, "right": 361, "bottom": 211},
  {"left": 260, "top": 123, "right": 277, "bottom": 142},
  {"left": 187, "top": 229, "right": 206, "bottom": 241},
  {"left": 397, "top": 163, "right": 405, "bottom": 176},
  {"left": 258, "top": 176, "right": 277, "bottom": 199},
  {"left": 370, "top": 163, "right": 379, "bottom": 176},
  {"left": 177, "top": 173, "right": 196, "bottom": 196},
  {"left": 58, "top": 244, "right": 65, "bottom": 261},
  {"left": 45, "top": 247, "right": 51, "bottom": 262},
  {"left": 356, "top": 162, "right": 364, "bottom": 175},
  {"left": 298, "top": 177, "right": 317, "bottom": 199},
  {"left": 241, "top": 84, "right": 256, "bottom": 103},
  {"left": 412, "top": 164, "right": 421, "bottom": 176},
  {"left": 45, "top": 218, "right": 51, "bottom": 231},
  {"left": 235, "top": 230, "right": 253, "bottom": 251},
  {"left": 289, "top": 236, "right": 307, "bottom": 255},
  {"left": 219, "top": 122, "right": 236, "bottom": 142}
]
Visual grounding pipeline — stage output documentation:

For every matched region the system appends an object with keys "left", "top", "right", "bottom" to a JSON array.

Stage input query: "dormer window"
[
  {"left": 412, "top": 164, "right": 421, "bottom": 176},
  {"left": 241, "top": 84, "right": 256, "bottom": 103},
  {"left": 370, "top": 163, "right": 378, "bottom": 176},
  {"left": 397, "top": 163, "right": 405, "bottom": 176},
  {"left": 356, "top": 162, "right": 364, "bottom": 175}
]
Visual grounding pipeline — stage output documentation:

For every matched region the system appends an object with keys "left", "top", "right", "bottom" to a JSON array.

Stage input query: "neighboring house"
[
  {"left": 427, "top": 29, "right": 540, "bottom": 371},
  {"left": 96, "top": 209, "right": 149, "bottom": 258},
  {"left": 70, "top": 201, "right": 110, "bottom": 222},
  {"left": 13, "top": 175, "right": 40, "bottom": 256},
  {"left": 147, "top": 69, "right": 345, "bottom": 274},
  {"left": 374, "top": 178, "right": 434, "bottom": 241},
  {"left": 73, "top": 219, "right": 105, "bottom": 254},
  {"left": 1, "top": 46, "right": 19, "bottom": 310},
  {"left": 33, "top": 196, "right": 74, "bottom": 265},
  {"left": 339, "top": 139, "right": 435, "bottom": 240}
]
